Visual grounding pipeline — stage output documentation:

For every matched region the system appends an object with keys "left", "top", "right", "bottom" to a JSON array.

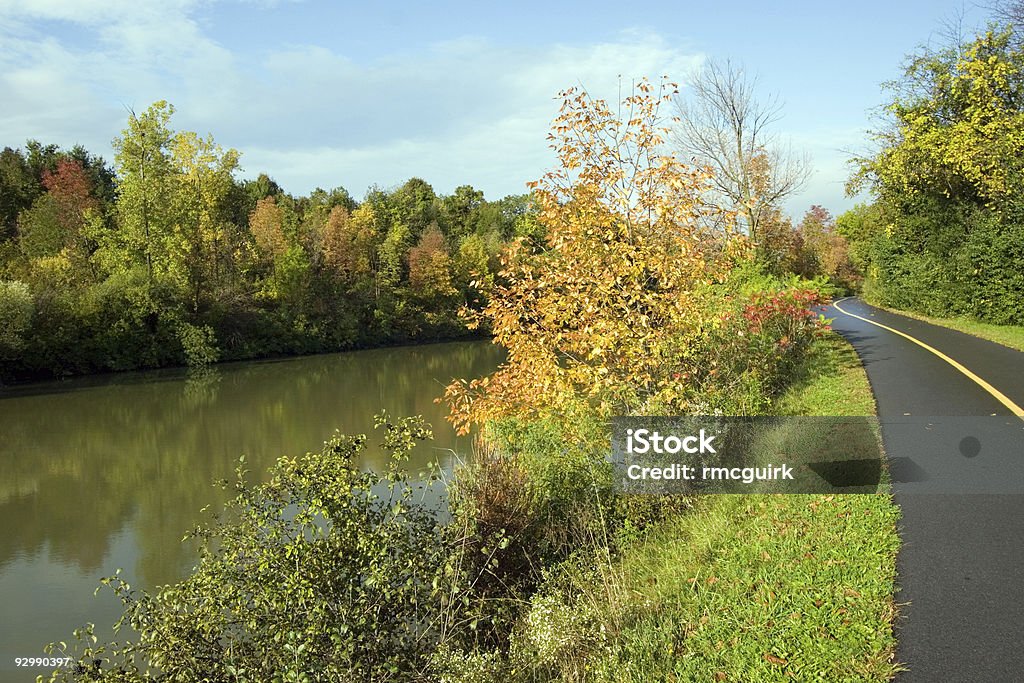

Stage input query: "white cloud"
[
  {"left": 231, "top": 31, "right": 705, "bottom": 196},
  {"left": 0, "top": 0, "right": 236, "bottom": 156},
  {"left": 0, "top": 2, "right": 706, "bottom": 199}
]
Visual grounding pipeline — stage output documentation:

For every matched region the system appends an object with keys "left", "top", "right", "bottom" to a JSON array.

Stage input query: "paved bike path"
[{"left": 825, "top": 298, "right": 1024, "bottom": 681}]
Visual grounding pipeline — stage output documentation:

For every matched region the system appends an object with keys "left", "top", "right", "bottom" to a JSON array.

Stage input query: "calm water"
[{"left": 0, "top": 340, "right": 503, "bottom": 681}]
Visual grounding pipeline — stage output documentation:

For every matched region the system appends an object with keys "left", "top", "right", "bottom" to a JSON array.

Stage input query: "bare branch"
[{"left": 671, "top": 58, "right": 811, "bottom": 241}]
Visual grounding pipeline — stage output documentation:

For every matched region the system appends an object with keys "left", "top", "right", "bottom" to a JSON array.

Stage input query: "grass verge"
[
  {"left": 568, "top": 333, "right": 902, "bottom": 681},
  {"left": 774, "top": 332, "right": 877, "bottom": 416},
  {"left": 873, "top": 305, "right": 1024, "bottom": 353}
]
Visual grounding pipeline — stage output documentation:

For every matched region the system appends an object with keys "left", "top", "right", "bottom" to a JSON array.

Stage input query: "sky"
[{"left": 0, "top": 0, "right": 993, "bottom": 219}]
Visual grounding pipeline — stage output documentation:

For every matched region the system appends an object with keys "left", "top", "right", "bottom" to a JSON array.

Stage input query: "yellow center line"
[{"left": 831, "top": 297, "right": 1024, "bottom": 418}]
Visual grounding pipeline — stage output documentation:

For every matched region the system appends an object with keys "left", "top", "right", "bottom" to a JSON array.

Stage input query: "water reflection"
[{"left": 0, "top": 340, "right": 502, "bottom": 676}]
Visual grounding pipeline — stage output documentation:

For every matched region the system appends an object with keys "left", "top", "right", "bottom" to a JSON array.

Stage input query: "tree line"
[{"left": 0, "top": 102, "right": 538, "bottom": 381}]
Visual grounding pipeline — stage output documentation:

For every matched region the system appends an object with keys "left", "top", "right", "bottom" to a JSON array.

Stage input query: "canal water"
[{"left": 0, "top": 340, "right": 503, "bottom": 681}]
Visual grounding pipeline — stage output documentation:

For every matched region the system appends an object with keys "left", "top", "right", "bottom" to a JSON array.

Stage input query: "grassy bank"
[
  {"left": 551, "top": 333, "right": 901, "bottom": 681},
  {"left": 873, "top": 304, "right": 1024, "bottom": 353}
]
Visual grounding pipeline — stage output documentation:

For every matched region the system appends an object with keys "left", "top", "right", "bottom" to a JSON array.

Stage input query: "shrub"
[
  {"left": 429, "top": 645, "right": 509, "bottom": 683},
  {"left": 0, "top": 279, "right": 33, "bottom": 358},
  {"left": 679, "top": 285, "right": 829, "bottom": 415},
  {"left": 176, "top": 322, "right": 220, "bottom": 369},
  {"left": 513, "top": 591, "right": 596, "bottom": 671},
  {"left": 42, "top": 415, "right": 464, "bottom": 682}
]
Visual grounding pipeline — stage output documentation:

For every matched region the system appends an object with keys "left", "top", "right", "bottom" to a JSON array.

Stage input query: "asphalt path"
[{"left": 825, "top": 298, "right": 1024, "bottom": 681}]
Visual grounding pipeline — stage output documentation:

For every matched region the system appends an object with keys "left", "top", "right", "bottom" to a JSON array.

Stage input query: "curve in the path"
[{"left": 826, "top": 297, "right": 1024, "bottom": 682}]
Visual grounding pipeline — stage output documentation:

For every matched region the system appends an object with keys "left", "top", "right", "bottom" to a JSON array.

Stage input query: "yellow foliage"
[
  {"left": 442, "top": 78, "right": 739, "bottom": 433},
  {"left": 249, "top": 197, "right": 288, "bottom": 261},
  {"left": 864, "top": 29, "right": 1024, "bottom": 209}
]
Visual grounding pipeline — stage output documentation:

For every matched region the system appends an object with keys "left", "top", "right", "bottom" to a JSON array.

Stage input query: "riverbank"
[
  {"left": 0, "top": 329, "right": 492, "bottom": 389},
  {"left": 37, "top": 333, "right": 904, "bottom": 683}
]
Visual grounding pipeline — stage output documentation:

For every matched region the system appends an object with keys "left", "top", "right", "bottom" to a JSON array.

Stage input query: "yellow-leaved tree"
[{"left": 442, "top": 77, "right": 740, "bottom": 434}]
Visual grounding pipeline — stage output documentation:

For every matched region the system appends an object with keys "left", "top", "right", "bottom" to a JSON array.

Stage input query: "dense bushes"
[
  {"left": 689, "top": 279, "right": 830, "bottom": 415},
  {"left": 0, "top": 279, "right": 32, "bottom": 359},
  {"left": 848, "top": 27, "right": 1024, "bottom": 324},
  {"left": 849, "top": 202, "right": 1024, "bottom": 324},
  {"left": 44, "top": 416, "right": 486, "bottom": 682}
]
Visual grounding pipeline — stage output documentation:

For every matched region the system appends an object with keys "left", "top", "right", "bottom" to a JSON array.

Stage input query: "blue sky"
[{"left": 0, "top": 0, "right": 992, "bottom": 218}]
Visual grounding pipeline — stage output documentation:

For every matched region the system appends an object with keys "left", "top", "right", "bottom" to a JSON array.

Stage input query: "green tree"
[
  {"left": 0, "top": 147, "right": 38, "bottom": 241},
  {"left": 851, "top": 27, "right": 1024, "bottom": 321},
  {"left": 441, "top": 184, "right": 485, "bottom": 239},
  {"left": 0, "top": 280, "right": 33, "bottom": 360},
  {"left": 853, "top": 29, "right": 1024, "bottom": 208},
  {"left": 391, "top": 177, "right": 438, "bottom": 238},
  {"left": 17, "top": 194, "right": 64, "bottom": 260},
  {"left": 110, "top": 101, "right": 177, "bottom": 285},
  {"left": 169, "top": 130, "right": 240, "bottom": 312},
  {"left": 836, "top": 203, "right": 885, "bottom": 274}
]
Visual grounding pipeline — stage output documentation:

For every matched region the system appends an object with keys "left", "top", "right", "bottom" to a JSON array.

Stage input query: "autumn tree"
[
  {"left": 44, "top": 159, "right": 100, "bottom": 238},
  {"left": 755, "top": 205, "right": 798, "bottom": 274},
  {"left": 673, "top": 59, "right": 810, "bottom": 244},
  {"left": 341, "top": 204, "right": 383, "bottom": 290},
  {"left": 442, "top": 78, "right": 736, "bottom": 433},
  {"left": 788, "top": 205, "right": 858, "bottom": 289},
  {"left": 246, "top": 195, "right": 309, "bottom": 312},
  {"left": 14, "top": 157, "right": 101, "bottom": 271},
  {"left": 249, "top": 196, "right": 288, "bottom": 264},
  {"left": 318, "top": 204, "right": 352, "bottom": 272},
  {"left": 407, "top": 224, "right": 456, "bottom": 316}
]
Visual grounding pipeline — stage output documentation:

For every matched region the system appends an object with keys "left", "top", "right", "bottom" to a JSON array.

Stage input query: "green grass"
[
  {"left": 560, "top": 333, "right": 902, "bottom": 681},
  {"left": 774, "top": 333, "right": 877, "bottom": 416},
  {"left": 876, "top": 305, "right": 1024, "bottom": 353},
  {"left": 581, "top": 495, "right": 901, "bottom": 682}
]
